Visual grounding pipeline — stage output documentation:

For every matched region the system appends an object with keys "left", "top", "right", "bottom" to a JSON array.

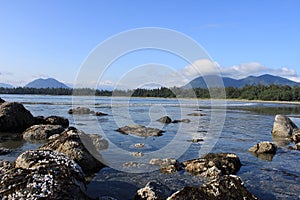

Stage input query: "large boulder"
[
  {"left": 40, "top": 127, "right": 105, "bottom": 175},
  {"left": 45, "top": 116, "right": 69, "bottom": 128},
  {"left": 0, "top": 102, "right": 34, "bottom": 132},
  {"left": 23, "top": 124, "right": 65, "bottom": 142},
  {"left": 134, "top": 181, "right": 172, "bottom": 200},
  {"left": 116, "top": 124, "right": 164, "bottom": 137},
  {"left": 0, "top": 150, "right": 87, "bottom": 199},
  {"left": 167, "top": 175, "right": 258, "bottom": 200},
  {"left": 183, "top": 153, "right": 241, "bottom": 179},
  {"left": 272, "top": 115, "right": 297, "bottom": 137}
]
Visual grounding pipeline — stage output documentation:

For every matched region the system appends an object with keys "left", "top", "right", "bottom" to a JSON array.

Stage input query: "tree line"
[{"left": 1, "top": 84, "right": 300, "bottom": 101}]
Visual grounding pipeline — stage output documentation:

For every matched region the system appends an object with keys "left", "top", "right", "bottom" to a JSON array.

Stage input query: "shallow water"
[{"left": 0, "top": 94, "right": 299, "bottom": 199}]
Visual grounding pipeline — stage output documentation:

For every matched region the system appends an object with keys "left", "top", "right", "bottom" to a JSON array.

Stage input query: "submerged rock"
[
  {"left": 89, "top": 134, "right": 109, "bottom": 151},
  {"left": 0, "top": 102, "right": 34, "bottom": 132},
  {"left": 134, "top": 143, "right": 145, "bottom": 148},
  {"left": 172, "top": 119, "right": 191, "bottom": 123},
  {"left": 45, "top": 115, "right": 69, "bottom": 128},
  {"left": 95, "top": 111, "right": 108, "bottom": 116},
  {"left": 40, "top": 127, "right": 105, "bottom": 176},
  {"left": 187, "top": 113, "right": 206, "bottom": 116},
  {"left": 23, "top": 124, "right": 65, "bottom": 142},
  {"left": 187, "top": 138, "right": 204, "bottom": 143},
  {"left": 0, "top": 150, "right": 87, "bottom": 199},
  {"left": 272, "top": 115, "right": 297, "bottom": 137},
  {"left": 131, "top": 152, "right": 144, "bottom": 157},
  {"left": 68, "top": 107, "right": 93, "bottom": 114},
  {"left": 167, "top": 175, "right": 258, "bottom": 200},
  {"left": 135, "top": 180, "right": 173, "bottom": 200},
  {"left": 157, "top": 116, "right": 172, "bottom": 124},
  {"left": 116, "top": 124, "right": 164, "bottom": 137},
  {"left": 183, "top": 153, "right": 241, "bottom": 178},
  {"left": 0, "top": 147, "right": 12, "bottom": 155}
]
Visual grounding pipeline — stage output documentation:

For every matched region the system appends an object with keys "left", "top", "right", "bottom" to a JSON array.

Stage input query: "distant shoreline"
[{"left": 1, "top": 93, "right": 300, "bottom": 106}]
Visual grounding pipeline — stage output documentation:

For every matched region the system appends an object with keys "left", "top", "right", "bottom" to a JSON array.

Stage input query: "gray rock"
[
  {"left": 131, "top": 152, "right": 144, "bottom": 157},
  {"left": 23, "top": 124, "right": 65, "bottom": 142},
  {"left": 40, "top": 127, "right": 105, "bottom": 175},
  {"left": 95, "top": 112, "right": 108, "bottom": 116},
  {"left": 135, "top": 181, "right": 172, "bottom": 200},
  {"left": 45, "top": 115, "right": 69, "bottom": 128},
  {"left": 0, "top": 102, "right": 34, "bottom": 132},
  {"left": 272, "top": 114, "right": 297, "bottom": 137},
  {"left": 157, "top": 116, "right": 172, "bottom": 124},
  {"left": 0, "top": 147, "right": 12, "bottom": 155},
  {"left": 150, "top": 158, "right": 182, "bottom": 174},
  {"left": 187, "top": 113, "right": 206, "bottom": 116},
  {"left": 89, "top": 134, "right": 109, "bottom": 151},
  {"left": 172, "top": 119, "right": 191, "bottom": 123},
  {"left": 249, "top": 141, "right": 277, "bottom": 154},
  {"left": 187, "top": 138, "right": 204, "bottom": 143},
  {"left": 116, "top": 124, "right": 164, "bottom": 137},
  {"left": 291, "top": 129, "right": 300, "bottom": 143},
  {"left": 167, "top": 175, "right": 258, "bottom": 200},
  {"left": 183, "top": 153, "right": 241, "bottom": 179},
  {"left": 68, "top": 107, "right": 93, "bottom": 114},
  {"left": 0, "top": 150, "right": 87, "bottom": 199}
]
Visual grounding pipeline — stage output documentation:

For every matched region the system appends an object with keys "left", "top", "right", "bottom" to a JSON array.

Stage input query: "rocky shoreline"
[{"left": 0, "top": 97, "right": 299, "bottom": 199}]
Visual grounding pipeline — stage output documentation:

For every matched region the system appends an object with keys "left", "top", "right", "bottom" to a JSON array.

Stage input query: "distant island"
[{"left": 1, "top": 74, "right": 300, "bottom": 101}]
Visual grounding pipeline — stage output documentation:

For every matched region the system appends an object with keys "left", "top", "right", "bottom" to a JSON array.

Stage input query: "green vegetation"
[{"left": 1, "top": 84, "right": 300, "bottom": 102}]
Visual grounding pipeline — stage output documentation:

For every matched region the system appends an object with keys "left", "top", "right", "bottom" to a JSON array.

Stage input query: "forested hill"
[
  {"left": 185, "top": 74, "right": 300, "bottom": 88},
  {"left": 1, "top": 84, "right": 300, "bottom": 101}
]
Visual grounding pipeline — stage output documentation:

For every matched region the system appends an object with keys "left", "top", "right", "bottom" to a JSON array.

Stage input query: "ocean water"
[{"left": 0, "top": 94, "right": 299, "bottom": 199}]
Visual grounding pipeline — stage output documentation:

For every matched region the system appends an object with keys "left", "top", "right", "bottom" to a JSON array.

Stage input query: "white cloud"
[
  {"left": 220, "top": 62, "right": 298, "bottom": 80},
  {"left": 180, "top": 59, "right": 221, "bottom": 79}
]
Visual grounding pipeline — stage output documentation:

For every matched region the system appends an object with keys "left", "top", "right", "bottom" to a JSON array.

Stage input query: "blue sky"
[{"left": 0, "top": 0, "right": 299, "bottom": 88}]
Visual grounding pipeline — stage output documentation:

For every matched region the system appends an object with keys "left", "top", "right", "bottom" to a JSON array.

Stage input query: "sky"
[{"left": 0, "top": 0, "right": 299, "bottom": 89}]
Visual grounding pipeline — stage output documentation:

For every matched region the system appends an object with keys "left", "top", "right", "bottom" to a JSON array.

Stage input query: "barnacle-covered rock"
[{"left": 0, "top": 150, "right": 87, "bottom": 199}]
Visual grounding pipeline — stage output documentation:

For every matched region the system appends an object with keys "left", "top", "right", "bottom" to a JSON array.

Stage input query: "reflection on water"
[{"left": 0, "top": 95, "right": 299, "bottom": 199}]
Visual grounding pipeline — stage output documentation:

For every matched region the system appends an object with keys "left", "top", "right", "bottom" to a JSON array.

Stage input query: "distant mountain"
[
  {"left": 25, "top": 78, "right": 70, "bottom": 89},
  {"left": 185, "top": 74, "right": 300, "bottom": 88},
  {"left": 0, "top": 83, "right": 14, "bottom": 88}
]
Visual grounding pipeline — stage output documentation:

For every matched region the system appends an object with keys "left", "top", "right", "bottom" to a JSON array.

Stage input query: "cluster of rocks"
[
  {"left": 135, "top": 153, "right": 258, "bottom": 200},
  {"left": 248, "top": 114, "right": 300, "bottom": 161},
  {"left": 0, "top": 98, "right": 263, "bottom": 199},
  {"left": 0, "top": 99, "right": 107, "bottom": 199}
]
